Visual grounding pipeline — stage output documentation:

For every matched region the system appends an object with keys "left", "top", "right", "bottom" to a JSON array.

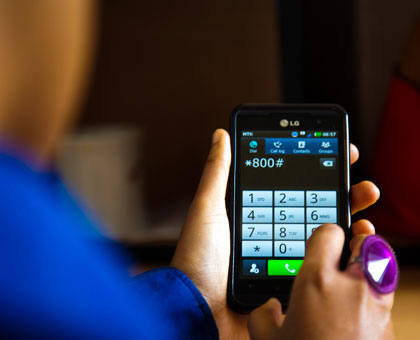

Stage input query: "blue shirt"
[{"left": 0, "top": 145, "right": 218, "bottom": 339}]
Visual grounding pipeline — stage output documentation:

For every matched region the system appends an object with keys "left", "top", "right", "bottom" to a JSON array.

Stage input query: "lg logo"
[{"left": 280, "top": 119, "right": 300, "bottom": 127}]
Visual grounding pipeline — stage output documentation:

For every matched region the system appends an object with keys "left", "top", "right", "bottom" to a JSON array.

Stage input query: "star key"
[{"left": 254, "top": 245, "right": 261, "bottom": 252}]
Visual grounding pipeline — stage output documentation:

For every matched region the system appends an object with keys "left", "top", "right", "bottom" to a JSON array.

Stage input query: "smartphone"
[{"left": 228, "top": 104, "right": 350, "bottom": 312}]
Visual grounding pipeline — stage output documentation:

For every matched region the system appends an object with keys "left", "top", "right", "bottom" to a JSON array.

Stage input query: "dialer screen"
[{"left": 239, "top": 130, "right": 340, "bottom": 278}]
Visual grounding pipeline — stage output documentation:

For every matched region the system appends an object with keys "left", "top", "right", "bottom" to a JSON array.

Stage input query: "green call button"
[{"left": 268, "top": 259, "right": 304, "bottom": 276}]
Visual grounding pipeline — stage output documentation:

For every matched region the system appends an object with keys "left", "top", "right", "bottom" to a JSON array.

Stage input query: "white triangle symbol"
[{"left": 367, "top": 258, "right": 390, "bottom": 283}]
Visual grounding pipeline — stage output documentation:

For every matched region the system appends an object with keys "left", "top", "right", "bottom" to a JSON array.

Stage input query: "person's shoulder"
[
  {"left": 0, "top": 152, "right": 62, "bottom": 237},
  {"left": 0, "top": 152, "right": 47, "bottom": 199}
]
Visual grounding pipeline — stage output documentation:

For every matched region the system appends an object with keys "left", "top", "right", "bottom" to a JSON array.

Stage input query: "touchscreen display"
[{"left": 239, "top": 129, "right": 340, "bottom": 278}]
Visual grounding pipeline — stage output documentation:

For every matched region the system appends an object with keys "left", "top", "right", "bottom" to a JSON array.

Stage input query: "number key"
[
  {"left": 274, "top": 224, "right": 305, "bottom": 240},
  {"left": 306, "top": 191, "right": 336, "bottom": 206},
  {"left": 274, "top": 208, "right": 304, "bottom": 223},
  {"left": 274, "top": 191, "right": 304, "bottom": 206},
  {"left": 242, "top": 241, "right": 273, "bottom": 257},
  {"left": 274, "top": 241, "right": 305, "bottom": 257},
  {"left": 242, "top": 207, "right": 272, "bottom": 223},
  {"left": 242, "top": 224, "right": 273, "bottom": 240},
  {"left": 243, "top": 190, "right": 273, "bottom": 206},
  {"left": 306, "top": 208, "right": 337, "bottom": 223}
]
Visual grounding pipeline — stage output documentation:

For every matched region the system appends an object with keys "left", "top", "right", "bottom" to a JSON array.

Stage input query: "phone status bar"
[{"left": 242, "top": 131, "right": 337, "bottom": 138}]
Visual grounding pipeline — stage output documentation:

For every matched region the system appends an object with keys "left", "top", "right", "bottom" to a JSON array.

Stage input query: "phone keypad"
[{"left": 241, "top": 190, "right": 337, "bottom": 262}]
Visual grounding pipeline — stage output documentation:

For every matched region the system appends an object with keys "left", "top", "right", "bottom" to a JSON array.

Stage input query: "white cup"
[{"left": 56, "top": 126, "right": 147, "bottom": 240}]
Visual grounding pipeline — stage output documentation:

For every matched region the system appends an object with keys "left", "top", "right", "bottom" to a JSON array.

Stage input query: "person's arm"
[{"left": 130, "top": 267, "right": 218, "bottom": 340}]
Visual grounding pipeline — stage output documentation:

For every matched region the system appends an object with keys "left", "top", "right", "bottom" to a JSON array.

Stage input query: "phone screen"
[
  {"left": 229, "top": 105, "right": 350, "bottom": 310},
  {"left": 240, "top": 130, "right": 340, "bottom": 278}
]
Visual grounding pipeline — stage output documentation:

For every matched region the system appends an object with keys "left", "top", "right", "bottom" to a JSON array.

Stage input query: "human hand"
[
  {"left": 248, "top": 225, "right": 395, "bottom": 340},
  {"left": 171, "top": 129, "right": 381, "bottom": 340}
]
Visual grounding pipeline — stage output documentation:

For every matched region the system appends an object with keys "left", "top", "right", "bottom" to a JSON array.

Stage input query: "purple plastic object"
[{"left": 360, "top": 235, "right": 399, "bottom": 294}]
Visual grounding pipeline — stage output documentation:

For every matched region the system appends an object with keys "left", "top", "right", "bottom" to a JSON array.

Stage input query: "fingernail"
[{"left": 212, "top": 129, "right": 222, "bottom": 145}]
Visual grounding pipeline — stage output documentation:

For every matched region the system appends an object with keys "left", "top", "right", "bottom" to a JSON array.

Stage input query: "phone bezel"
[{"left": 227, "top": 104, "right": 350, "bottom": 312}]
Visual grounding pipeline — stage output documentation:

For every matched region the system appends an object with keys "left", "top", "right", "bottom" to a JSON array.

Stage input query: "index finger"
[{"left": 304, "top": 224, "right": 345, "bottom": 272}]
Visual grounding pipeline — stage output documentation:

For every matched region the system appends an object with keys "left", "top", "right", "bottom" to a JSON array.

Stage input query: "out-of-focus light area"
[{"left": 0, "top": 1, "right": 419, "bottom": 338}]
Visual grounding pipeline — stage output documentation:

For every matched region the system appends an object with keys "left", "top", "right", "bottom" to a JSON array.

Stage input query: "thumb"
[
  {"left": 191, "top": 129, "right": 231, "bottom": 211},
  {"left": 171, "top": 129, "right": 231, "bottom": 291},
  {"left": 248, "top": 298, "right": 285, "bottom": 340},
  {"left": 171, "top": 129, "right": 231, "bottom": 268}
]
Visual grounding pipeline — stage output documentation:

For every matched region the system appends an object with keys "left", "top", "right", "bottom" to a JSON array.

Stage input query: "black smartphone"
[{"left": 228, "top": 104, "right": 350, "bottom": 312}]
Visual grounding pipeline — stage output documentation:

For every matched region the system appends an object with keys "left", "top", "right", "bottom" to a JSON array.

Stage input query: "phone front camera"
[{"left": 317, "top": 119, "right": 322, "bottom": 124}]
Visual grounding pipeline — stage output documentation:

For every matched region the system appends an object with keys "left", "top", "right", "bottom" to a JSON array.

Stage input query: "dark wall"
[
  {"left": 80, "top": 1, "right": 281, "bottom": 215},
  {"left": 279, "top": 0, "right": 360, "bottom": 176}
]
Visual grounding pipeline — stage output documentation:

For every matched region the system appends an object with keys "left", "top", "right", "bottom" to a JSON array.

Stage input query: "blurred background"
[{"left": 54, "top": 1, "right": 420, "bottom": 338}]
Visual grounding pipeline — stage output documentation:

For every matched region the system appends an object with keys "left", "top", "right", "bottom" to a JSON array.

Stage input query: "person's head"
[{"left": 0, "top": 0, "right": 97, "bottom": 162}]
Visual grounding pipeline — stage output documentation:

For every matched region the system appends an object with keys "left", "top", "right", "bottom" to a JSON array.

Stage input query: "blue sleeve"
[
  {"left": 131, "top": 268, "right": 219, "bottom": 340},
  {"left": 0, "top": 153, "right": 219, "bottom": 340}
]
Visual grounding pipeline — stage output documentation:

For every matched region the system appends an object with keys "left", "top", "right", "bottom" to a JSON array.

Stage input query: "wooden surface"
[{"left": 393, "top": 268, "right": 420, "bottom": 340}]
